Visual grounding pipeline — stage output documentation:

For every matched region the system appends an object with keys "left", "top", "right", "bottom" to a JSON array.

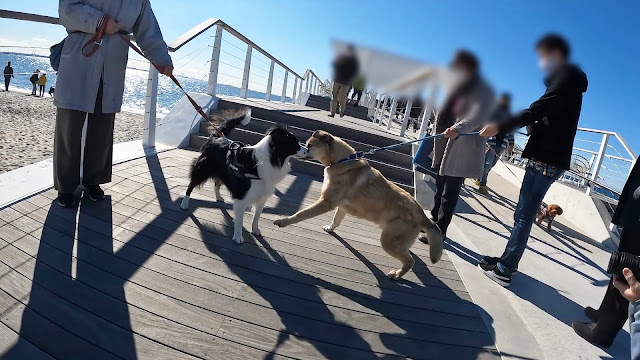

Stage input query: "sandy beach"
[{"left": 0, "top": 90, "right": 144, "bottom": 174}]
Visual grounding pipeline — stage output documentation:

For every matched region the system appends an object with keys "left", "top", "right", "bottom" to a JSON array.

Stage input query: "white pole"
[
  {"left": 142, "top": 63, "right": 158, "bottom": 148},
  {"left": 305, "top": 75, "right": 310, "bottom": 94},
  {"left": 281, "top": 70, "right": 288, "bottom": 103},
  {"left": 265, "top": 60, "right": 274, "bottom": 101},
  {"left": 206, "top": 24, "right": 223, "bottom": 96},
  {"left": 377, "top": 94, "right": 388, "bottom": 124},
  {"left": 586, "top": 133, "right": 609, "bottom": 195},
  {"left": 419, "top": 85, "right": 439, "bottom": 138},
  {"left": 386, "top": 98, "right": 398, "bottom": 130},
  {"left": 399, "top": 98, "right": 413, "bottom": 138},
  {"left": 297, "top": 76, "right": 303, "bottom": 104},
  {"left": 240, "top": 45, "right": 252, "bottom": 98},
  {"left": 292, "top": 76, "right": 298, "bottom": 104}
]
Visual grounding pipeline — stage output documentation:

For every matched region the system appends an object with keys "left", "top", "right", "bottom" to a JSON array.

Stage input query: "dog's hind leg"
[
  {"left": 232, "top": 200, "right": 248, "bottom": 244},
  {"left": 323, "top": 208, "right": 346, "bottom": 233},
  {"left": 181, "top": 159, "right": 210, "bottom": 210},
  {"left": 547, "top": 220, "right": 553, "bottom": 232},
  {"left": 381, "top": 222, "right": 418, "bottom": 280},
  {"left": 251, "top": 197, "right": 268, "bottom": 236},
  {"left": 214, "top": 179, "right": 224, "bottom": 202}
]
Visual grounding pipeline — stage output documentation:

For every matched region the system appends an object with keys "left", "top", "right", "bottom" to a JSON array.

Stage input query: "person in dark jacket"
[
  {"left": 474, "top": 93, "right": 514, "bottom": 194},
  {"left": 478, "top": 34, "right": 588, "bottom": 287},
  {"left": 3, "top": 62, "right": 14, "bottom": 91},
  {"left": 572, "top": 159, "right": 640, "bottom": 348},
  {"left": 30, "top": 69, "right": 40, "bottom": 95},
  {"left": 329, "top": 45, "right": 359, "bottom": 118}
]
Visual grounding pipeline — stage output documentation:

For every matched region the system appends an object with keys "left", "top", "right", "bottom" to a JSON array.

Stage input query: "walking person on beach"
[
  {"left": 420, "top": 50, "right": 495, "bottom": 246},
  {"left": 38, "top": 73, "right": 47, "bottom": 97},
  {"left": 30, "top": 69, "right": 40, "bottom": 95},
  {"left": 54, "top": 0, "right": 173, "bottom": 207},
  {"left": 474, "top": 92, "right": 514, "bottom": 194},
  {"left": 477, "top": 34, "right": 588, "bottom": 287},
  {"left": 329, "top": 45, "right": 359, "bottom": 118},
  {"left": 3, "top": 61, "right": 13, "bottom": 91}
]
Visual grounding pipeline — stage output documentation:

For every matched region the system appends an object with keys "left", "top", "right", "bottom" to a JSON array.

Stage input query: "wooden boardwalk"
[{"left": 0, "top": 149, "right": 499, "bottom": 359}]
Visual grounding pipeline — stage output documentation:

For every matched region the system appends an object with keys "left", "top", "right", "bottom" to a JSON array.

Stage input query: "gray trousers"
[{"left": 53, "top": 84, "right": 115, "bottom": 193}]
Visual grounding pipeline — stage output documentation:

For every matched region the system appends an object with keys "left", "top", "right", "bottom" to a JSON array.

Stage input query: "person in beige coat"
[
  {"left": 54, "top": 0, "right": 173, "bottom": 207},
  {"left": 427, "top": 50, "right": 494, "bottom": 237}
]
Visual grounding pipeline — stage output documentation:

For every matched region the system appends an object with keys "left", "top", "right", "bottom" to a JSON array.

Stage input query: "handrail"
[
  {"left": 0, "top": 10, "right": 59, "bottom": 25},
  {"left": 167, "top": 18, "right": 303, "bottom": 79}
]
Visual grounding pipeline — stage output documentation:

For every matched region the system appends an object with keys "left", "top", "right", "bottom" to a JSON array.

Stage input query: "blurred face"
[
  {"left": 451, "top": 62, "right": 471, "bottom": 81},
  {"left": 537, "top": 48, "right": 564, "bottom": 74}
]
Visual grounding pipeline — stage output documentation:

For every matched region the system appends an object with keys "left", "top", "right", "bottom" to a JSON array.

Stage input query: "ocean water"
[{"left": 1, "top": 52, "right": 291, "bottom": 116}]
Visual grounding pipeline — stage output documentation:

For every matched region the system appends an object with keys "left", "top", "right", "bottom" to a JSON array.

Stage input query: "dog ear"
[
  {"left": 555, "top": 206, "right": 563, "bottom": 215},
  {"left": 312, "top": 130, "right": 334, "bottom": 144}
]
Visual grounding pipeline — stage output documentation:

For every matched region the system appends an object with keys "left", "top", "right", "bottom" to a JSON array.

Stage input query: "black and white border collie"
[{"left": 180, "top": 107, "right": 307, "bottom": 244}]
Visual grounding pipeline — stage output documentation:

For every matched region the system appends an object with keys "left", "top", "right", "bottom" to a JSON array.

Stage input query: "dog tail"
[
  {"left": 422, "top": 217, "right": 444, "bottom": 264},
  {"left": 215, "top": 107, "right": 251, "bottom": 136}
]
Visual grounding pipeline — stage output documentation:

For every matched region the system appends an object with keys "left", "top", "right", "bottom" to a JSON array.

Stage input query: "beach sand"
[{"left": 0, "top": 90, "right": 144, "bottom": 174}]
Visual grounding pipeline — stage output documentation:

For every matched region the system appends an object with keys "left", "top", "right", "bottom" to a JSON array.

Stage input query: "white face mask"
[{"left": 538, "top": 57, "right": 558, "bottom": 74}]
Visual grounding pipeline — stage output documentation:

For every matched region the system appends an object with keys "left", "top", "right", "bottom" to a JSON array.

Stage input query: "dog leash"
[
  {"left": 82, "top": 15, "right": 223, "bottom": 138},
  {"left": 334, "top": 131, "right": 481, "bottom": 165}
]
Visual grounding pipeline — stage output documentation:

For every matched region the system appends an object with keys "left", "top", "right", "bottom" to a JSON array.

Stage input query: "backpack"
[{"left": 49, "top": 39, "right": 66, "bottom": 71}]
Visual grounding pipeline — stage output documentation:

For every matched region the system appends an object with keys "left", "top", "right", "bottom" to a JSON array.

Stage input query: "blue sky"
[{"left": 1, "top": 0, "right": 639, "bottom": 158}]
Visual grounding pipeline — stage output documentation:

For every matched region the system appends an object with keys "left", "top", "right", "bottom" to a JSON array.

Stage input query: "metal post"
[
  {"left": 399, "top": 98, "right": 413, "bottom": 137},
  {"left": 239, "top": 45, "right": 252, "bottom": 98},
  {"left": 291, "top": 76, "right": 298, "bottom": 104},
  {"left": 419, "top": 85, "right": 439, "bottom": 138},
  {"left": 297, "top": 76, "right": 303, "bottom": 104},
  {"left": 305, "top": 75, "right": 310, "bottom": 94},
  {"left": 386, "top": 98, "right": 398, "bottom": 130},
  {"left": 142, "top": 63, "right": 158, "bottom": 148},
  {"left": 206, "top": 24, "right": 223, "bottom": 96},
  {"left": 264, "top": 60, "right": 275, "bottom": 101},
  {"left": 377, "top": 94, "right": 388, "bottom": 124},
  {"left": 586, "top": 133, "right": 609, "bottom": 195},
  {"left": 281, "top": 70, "right": 288, "bottom": 103}
]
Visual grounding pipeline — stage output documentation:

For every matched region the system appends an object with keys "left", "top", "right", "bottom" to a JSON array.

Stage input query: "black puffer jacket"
[
  {"left": 500, "top": 64, "right": 588, "bottom": 169},
  {"left": 332, "top": 53, "right": 359, "bottom": 85}
]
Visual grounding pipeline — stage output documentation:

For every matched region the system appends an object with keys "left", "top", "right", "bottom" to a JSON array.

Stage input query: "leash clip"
[{"left": 94, "top": 39, "right": 103, "bottom": 46}]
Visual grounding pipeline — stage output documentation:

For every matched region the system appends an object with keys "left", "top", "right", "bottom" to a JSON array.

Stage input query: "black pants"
[
  {"left": 593, "top": 224, "right": 640, "bottom": 341},
  {"left": 351, "top": 89, "right": 363, "bottom": 104},
  {"left": 53, "top": 82, "right": 115, "bottom": 193},
  {"left": 4, "top": 76, "right": 10, "bottom": 91},
  {"left": 431, "top": 174, "right": 465, "bottom": 234}
]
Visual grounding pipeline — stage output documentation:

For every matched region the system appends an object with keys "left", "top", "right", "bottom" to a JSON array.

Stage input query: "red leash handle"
[{"left": 82, "top": 15, "right": 110, "bottom": 57}]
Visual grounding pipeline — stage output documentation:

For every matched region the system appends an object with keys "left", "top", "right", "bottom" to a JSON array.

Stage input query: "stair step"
[
  {"left": 199, "top": 117, "right": 413, "bottom": 169},
  {"left": 218, "top": 99, "right": 411, "bottom": 156},
  {"left": 189, "top": 130, "right": 414, "bottom": 188}
]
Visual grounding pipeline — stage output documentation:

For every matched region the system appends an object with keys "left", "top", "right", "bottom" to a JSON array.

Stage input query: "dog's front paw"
[
  {"left": 232, "top": 234, "right": 245, "bottom": 244},
  {"left": 215, "top": 196, "right": 224, "bottom": 202},
  {"left": 251, "top": 227, "right": 261, "bottom": 236},
  {"left": 273, "top": 218, "right": 290, "bottom": 228},
  {"left": 387, "top": 269, "right": 401, "bottom": 280},
  {"left": 322, "top": 225, "right": 334, "bottom": 233}
]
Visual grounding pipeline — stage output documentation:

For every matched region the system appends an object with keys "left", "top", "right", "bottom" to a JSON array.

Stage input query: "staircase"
[
  {"left": 189, "top": 98, "right": 414, "bottom": 193},
  {"left": 304, "top": 94, "right": 370, "bottom": 121}
]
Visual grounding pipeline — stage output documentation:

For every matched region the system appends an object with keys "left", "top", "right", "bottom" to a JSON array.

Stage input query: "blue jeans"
[
  {"left": 497, "top": 161, "right": 563, "bottom": 276},
  {"left": 480, "top": 144, "right": 505, "bottom": 185}
]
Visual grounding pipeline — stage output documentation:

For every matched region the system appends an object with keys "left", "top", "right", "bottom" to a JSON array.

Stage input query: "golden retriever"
[{"left": 273, "top": 130, "right": 444, "bottom": 280}]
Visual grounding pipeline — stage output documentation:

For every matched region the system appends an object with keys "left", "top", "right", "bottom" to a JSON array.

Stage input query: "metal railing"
[{"left": 0, "top": 11, "right": 326, "bottom": 147}]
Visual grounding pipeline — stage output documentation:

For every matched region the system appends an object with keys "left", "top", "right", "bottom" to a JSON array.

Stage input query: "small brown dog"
[
  {"left": 536, "top": 202, "right": 563, "bottom": 232},
  {"left": 273, "top": 130, "right": 444, "bottom": 280}
]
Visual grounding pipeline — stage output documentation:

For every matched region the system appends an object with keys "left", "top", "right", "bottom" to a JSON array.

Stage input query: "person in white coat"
[{"left": 54, "top": 0, "right": 173, "bottom": 207}]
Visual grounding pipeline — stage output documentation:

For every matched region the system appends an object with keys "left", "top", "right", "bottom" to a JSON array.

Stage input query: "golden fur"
[{"left": 273, "top": 130, "right": 443, "bottom": 280}]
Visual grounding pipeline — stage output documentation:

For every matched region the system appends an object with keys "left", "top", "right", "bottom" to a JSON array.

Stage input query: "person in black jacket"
[
  {"left": 572, "top": 159, "right": 640, "bottom": 348},
  {"left": 477, "top": 34, "right": 588, "bottom": 287},
  {"left": 329, "top": 45, "right": 359, "bottom": 118},
  {"left": 30, "top": 70, "right": 40, "bottom": 96},
  {"left": 3, "top": 62, "right": 13, "bottom": 91}
]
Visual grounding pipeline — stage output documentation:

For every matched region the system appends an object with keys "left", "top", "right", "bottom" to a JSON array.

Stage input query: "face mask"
[{"left": 538, "top": 57, "right": 558, "bottom": 74}]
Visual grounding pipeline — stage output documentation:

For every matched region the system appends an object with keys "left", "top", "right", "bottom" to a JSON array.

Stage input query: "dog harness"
[{"left": 226, "top": 142, "right": 261, "bottom": 180}]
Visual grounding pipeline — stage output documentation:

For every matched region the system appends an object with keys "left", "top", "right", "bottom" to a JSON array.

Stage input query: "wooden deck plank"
[{"left": 0, "top": 149, "right": 500, "bottom": 359}]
